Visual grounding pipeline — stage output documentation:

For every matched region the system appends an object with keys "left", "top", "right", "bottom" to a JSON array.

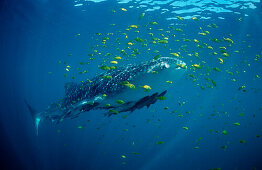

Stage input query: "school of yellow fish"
[{"left": 51, "top": 8, "right": 261, "bottom": 168}]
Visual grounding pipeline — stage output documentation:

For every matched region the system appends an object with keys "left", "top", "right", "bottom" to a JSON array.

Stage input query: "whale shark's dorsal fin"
[
  {"left": 64, "top": 82, "right": 78, "bottom": 94},
  {"left": 24, "top": 100, "right": 41, "bottom": 135}
]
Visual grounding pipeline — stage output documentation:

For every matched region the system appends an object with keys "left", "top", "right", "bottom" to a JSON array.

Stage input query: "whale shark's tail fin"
[{"left": 24, "top": 100, "right": 41, "bottom": 136}]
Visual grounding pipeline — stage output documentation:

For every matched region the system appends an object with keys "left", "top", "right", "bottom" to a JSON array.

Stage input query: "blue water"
[{"left": 1, "top": 0, "right": 262, "bottom": 170}]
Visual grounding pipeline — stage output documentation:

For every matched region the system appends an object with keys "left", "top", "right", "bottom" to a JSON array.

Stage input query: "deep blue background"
[{"left": 0, "top": 0, "right": 262, "bottom": 170}]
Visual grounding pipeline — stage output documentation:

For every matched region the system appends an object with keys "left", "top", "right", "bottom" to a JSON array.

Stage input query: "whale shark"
[{"left": 25, "top": 57, "right": 187, "bottom": 134}]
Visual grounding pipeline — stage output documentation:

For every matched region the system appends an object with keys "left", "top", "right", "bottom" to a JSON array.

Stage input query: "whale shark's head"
[
  {"left": 129, "top": 57, "right": 187, "bottom": 94},
  {"left": 144, "top": 57, "right": 187, "bottom": 83},
  {"left": 146, "top": 57, "right": 187, "bottom": 74}
]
